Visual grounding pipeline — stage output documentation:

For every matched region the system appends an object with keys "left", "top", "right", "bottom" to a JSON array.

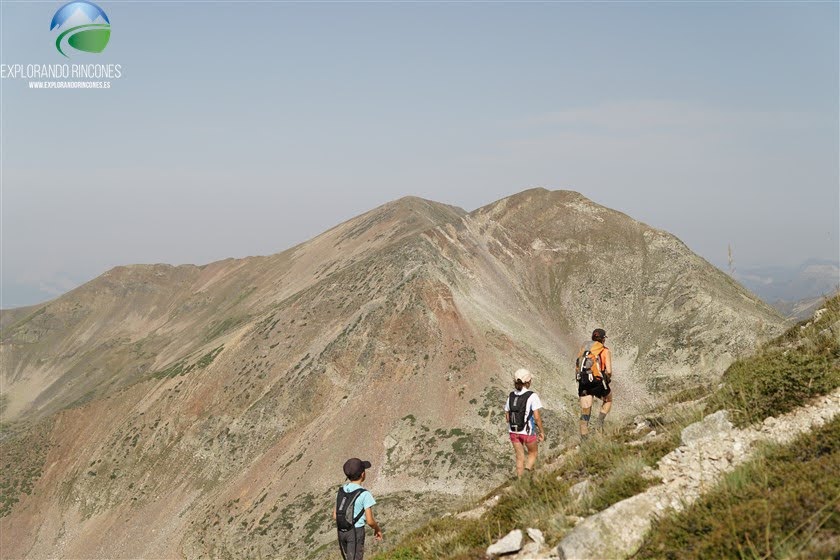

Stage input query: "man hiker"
[
  {"left": 576, "top": 328, "right": 613, "bottom": 440},
  {"left": 504, "top": 368, "right": 545, "bottom": 477},
  {"left": 334, "top": 457, "right": 383, "bottom": 560}
]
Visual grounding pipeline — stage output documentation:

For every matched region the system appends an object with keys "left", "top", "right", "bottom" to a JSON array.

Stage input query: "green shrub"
[
  {"left": 0, "top": 421, "right": 52, "bottom": 517},
  {"left": 714, "top": 349, "right": 838, "bottom": 426},
  {"left": 196, "top": 346, "right": 224, "bottom": 369},
  {"left": 379, "top": 548, "right": 422, "bottom": 560},
  {"left": 204, "top": 316, "right": 247, "bottom": 343},
  {"left": 667, "top": 383, "right": 712, "bottom": 404}
]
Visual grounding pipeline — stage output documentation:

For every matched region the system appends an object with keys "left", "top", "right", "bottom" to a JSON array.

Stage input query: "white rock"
[
  {"left": 569, "top": 479, "right": 592, "bottom": 502},
  {"left": 487, "top": 529, "right": 523, "bottom": 557},
  {"left": 556, "top": 493, "right": 659, "bottom": 559},
  {"left": 527, "top": 527, "right": 545, "bottom": 546},
  {"left": 519, "top": 541, "right": 541, "bottom": 557}
]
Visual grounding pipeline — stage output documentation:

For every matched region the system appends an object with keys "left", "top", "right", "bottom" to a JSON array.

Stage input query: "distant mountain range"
[
  {"left": 0, "top": 189, "right": 783, "bottom": 559},
  {"left": 733, "top": 259, "right": 839, "bottom": 318}
]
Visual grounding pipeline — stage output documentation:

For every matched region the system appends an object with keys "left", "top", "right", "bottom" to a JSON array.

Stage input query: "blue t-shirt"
[{"left": 342, "top": 483, "right": 376, "bottom": 528}]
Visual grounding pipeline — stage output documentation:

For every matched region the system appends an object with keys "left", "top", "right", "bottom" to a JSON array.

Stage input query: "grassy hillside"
[
  {"left": 707, "top": 293, "right": 839, "bottom": 426},
  {"left": 0, "top": 420, "right": 53, "bottom": 517},
  {"left": 371, "top": 295, "right": 839, "bottom": 559}
]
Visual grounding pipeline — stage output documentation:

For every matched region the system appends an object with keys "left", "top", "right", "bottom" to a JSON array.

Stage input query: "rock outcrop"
[{"left": 556, "top": 389, "right": 840, "bottom": 559}]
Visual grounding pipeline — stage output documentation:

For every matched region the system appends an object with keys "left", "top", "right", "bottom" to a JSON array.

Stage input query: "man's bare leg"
[
  {"left": 579, "top": 395, "right": 593, "bottom": 439},
  {"left": 596, "top": 394, "right": 613, "bottom": 431}
]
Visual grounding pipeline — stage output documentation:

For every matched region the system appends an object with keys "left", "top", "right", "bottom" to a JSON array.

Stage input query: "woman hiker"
[{"left": 504, "top": 368, "right": 545, "bottom": 477}]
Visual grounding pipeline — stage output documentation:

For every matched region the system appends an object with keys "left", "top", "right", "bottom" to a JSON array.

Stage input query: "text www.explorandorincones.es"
[{"left": 28, "top": 81, "right": 111, "bottom": 89}]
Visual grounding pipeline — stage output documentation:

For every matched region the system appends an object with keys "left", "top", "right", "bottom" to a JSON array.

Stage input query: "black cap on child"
[{"left": 343, "top": 458, "right": 371, "bottom": 480}]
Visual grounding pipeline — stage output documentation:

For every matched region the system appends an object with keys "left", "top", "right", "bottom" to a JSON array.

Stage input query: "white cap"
[{"left": 514, "top": 368, "right": 532, "bottom": 383}]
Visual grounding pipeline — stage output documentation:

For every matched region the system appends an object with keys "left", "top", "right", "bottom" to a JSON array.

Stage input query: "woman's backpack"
[{"left": 508, "top": 391, "right": 534, "bottom": 432}]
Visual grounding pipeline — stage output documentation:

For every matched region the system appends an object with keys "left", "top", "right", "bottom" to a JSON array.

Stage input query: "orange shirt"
[{"left": 600, "top": 346, "right": 612, "bottom": 376}]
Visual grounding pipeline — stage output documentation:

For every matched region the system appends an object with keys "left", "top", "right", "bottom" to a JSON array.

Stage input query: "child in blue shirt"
[{"left": 333, "top": 458, "right": 382, "bottom": 560}]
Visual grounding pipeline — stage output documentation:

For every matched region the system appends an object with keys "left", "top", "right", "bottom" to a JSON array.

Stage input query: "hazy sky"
[{"left": 1, "top": 1, "right": 838, "bottom": 307}]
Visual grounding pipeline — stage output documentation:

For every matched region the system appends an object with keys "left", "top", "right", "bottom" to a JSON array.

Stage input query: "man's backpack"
[
  {"left": 576, "top": 341, "right": 605, "bottom": 383},
  {"left": 335, "top": 487, "right": 367, "bottom": 532},
  {"left": 508, "top": 391, "right": 534, "bottom": 432}
]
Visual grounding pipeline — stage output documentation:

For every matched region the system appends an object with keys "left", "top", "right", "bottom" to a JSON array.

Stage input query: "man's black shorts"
[{"left": 578, "top": 377, "right": 611, "bottom": 399}]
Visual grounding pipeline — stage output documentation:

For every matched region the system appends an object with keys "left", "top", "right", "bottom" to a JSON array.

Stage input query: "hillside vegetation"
[
  {"left": 372, "top": 295, "right": 839, "bottom": 559},
  {"left": 708, "top": 293, "right": 839, "bottom": 426}
]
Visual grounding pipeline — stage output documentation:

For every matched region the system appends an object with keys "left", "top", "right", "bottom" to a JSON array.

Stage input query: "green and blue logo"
[{"left": 50, "top": 1, "right": 110, "bottom": 58}]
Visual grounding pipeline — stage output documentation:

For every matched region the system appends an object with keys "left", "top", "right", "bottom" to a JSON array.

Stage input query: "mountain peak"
[
  {"left": 375, "top": 194, "right": 466, "bottom": 219},
  {"left": 473, "top": 188, "right": 592, "bottom": 215}
]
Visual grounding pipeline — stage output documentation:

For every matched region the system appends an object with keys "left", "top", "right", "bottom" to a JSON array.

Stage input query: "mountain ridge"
[{"left": 0, "top": 189, "right": 783, "bottom": 559}]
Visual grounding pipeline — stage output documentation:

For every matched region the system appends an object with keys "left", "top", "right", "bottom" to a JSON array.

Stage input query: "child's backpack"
[
  {"left": 508, "top": 391, "right": 534, "bottom": 432},
  {"left": 576, "top": 341, "right": 605, "bottom": 383},
  {"left": 335, "top": 487, "right": 367, "bottom": 532}
]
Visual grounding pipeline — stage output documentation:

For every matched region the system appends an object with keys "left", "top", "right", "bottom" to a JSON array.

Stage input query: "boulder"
[
  {"left": 487, "top": 529, "right": 523, "bottom": 557},
  {"left": 527, "top": 527, "right": 545, "bottom": 547},
  {"left": 556, "top": 492, "right": 660, "bottom": 559}
]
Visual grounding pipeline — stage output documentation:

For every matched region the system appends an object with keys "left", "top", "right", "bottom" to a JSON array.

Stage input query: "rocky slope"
[
  {"left": 0, "top": 189, "right": 782, "bottom": 559},
  {"left": 556, "top": 390, "right": 840, "bottom": 559}
]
